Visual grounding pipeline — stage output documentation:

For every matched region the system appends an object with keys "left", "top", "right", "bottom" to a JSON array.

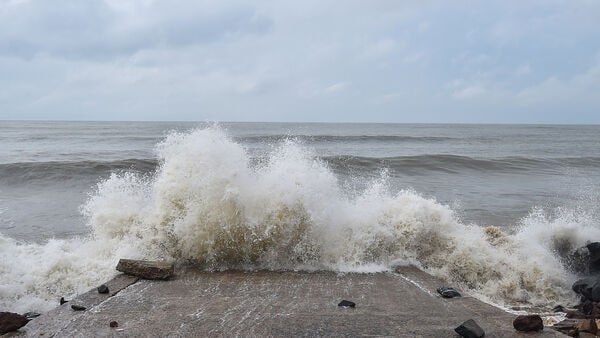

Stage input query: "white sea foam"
[{"left": 1, "top": 127, "right": 596, "bottom": 313}]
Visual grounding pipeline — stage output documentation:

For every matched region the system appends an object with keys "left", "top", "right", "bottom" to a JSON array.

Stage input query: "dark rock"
[
  {"left": 566, "top": 310, "right": 589, "bottom": 319},
  {"left": 552, "top": 318, "right": 578, "bottom": 332},
  {"left": 116, "top": 259, "right": 174, "bottom": 280},
  {"left": 552, "top": 305, "right": 566, "bottom": 313},
  {"left": 23, "top": 312, "right": 41, "bottom": 319},
  {"left": 71, "top": 305, "right": 86, "bottom": 311},
  {"left": 98, "top": 284, "right": 109, "bottom": 294},
  {"left": 567, "top": 245, "right": 591, "bottom": 274},
  {"left": 0, "top": 312, "right": 29, "bottom": 335},
  {"left": 587, "top": 242, "right": 600, "bottom": 274},
  {"left": 572, "top": 277, "right": 600, "bottom": 302},
  {"left": 110, "top": 321, "right": 119, "bottom": 328},
  {"left": 582, "top": 300, "right": 594, "bottom": 315},
  {"left": 513, "top": 314, "right": 543, "bottom": 332},
  {"left": 60, "top": 297, "right": 68, "bottom": 305},
  {"left": 338, "top": 300, "right": 355, "bottom": 308},
  {"left": 576, "top": 319, "right": 598, "bottom": 334},
  {"left": 436, "top": 286, "right": 461, "bottom": 298},
  {"left": 454, "top": 319, "right": 485, "bottom": 338}
]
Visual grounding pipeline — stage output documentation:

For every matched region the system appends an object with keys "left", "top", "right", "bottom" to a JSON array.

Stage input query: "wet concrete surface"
[{"left": 18, "top": 265, "right": 564, "bottom": 337}]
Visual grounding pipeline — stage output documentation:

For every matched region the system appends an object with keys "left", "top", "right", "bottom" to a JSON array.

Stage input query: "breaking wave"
[{"left": 1, "top": 127, "right": 598, "bottom": 313}]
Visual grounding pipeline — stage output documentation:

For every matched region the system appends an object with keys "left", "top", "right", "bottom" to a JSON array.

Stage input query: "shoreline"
[{"left": 14, "top": 265, "right": 564, "bottom": 337}]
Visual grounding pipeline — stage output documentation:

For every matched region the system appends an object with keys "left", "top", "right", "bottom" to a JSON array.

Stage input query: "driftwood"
[{"left": 116, "top": 259, "right": 174, "bottom": 280}]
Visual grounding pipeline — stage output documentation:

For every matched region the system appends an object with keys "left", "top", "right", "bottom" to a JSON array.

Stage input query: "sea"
[{"left": 1, "top": 121, "right": 599, "bottom": 313}]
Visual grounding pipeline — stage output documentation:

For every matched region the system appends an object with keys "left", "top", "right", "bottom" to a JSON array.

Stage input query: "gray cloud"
[
  {"left": 0, "top": 0, "right": 599, "bottom": 123},
  {"left": 0, "top": 0, "right": 271, "bottom": 59}
]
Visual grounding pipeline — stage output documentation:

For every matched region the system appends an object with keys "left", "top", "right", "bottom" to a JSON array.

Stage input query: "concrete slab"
[{"left": 18, "top": 266, "right": 564, "bottom": 337}]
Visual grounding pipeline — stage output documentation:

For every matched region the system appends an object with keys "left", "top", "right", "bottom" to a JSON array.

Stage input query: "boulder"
[
  {"left": 567, "top": 245, "right": 590, "bottom": 274},
  {"left": 576, "top": 319, "right": 598, "bottom": 335},
  {"left": 0, "top": 312, "right": 29, "bottom": 335},
  {"left": 587, "top": 242, "right": 600, "bottom": 274},
  {"left": 116, "top": 259, "right": 174, "bottom": 280},
  {"left": 454, "top": 319, "right": 485, "bottom": 338},
  {"left": 110, "top": 321, "right": 119, "bottom": 328},
  {"left": 573, "top": 277, "right": 600, "bottom": 302},
  {"left": 513, "top": 314, "right": 543, "bottom": 332}
]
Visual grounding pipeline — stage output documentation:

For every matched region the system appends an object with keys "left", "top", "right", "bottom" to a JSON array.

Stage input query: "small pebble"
[
  {"left": 97, "top": 284, "right": 109, "bottom": 294},
  {"left": 110, "top": 321, "right": 118, "bottom": 328},
  {"left": 23, "top": 312, "right": 41, "bottom": 319},
  {"left": 71, "top": 305, "right": 86, "bottom": 311},
  {"left": 436, "top": 286, "right": 461, "bottom": 298},
  {"left": 338, "top": 300, "right": 356, "bottom": 308}
]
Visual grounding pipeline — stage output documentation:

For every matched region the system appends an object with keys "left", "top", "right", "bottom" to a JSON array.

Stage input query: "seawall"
[{"left": 18, "top": 265, "right": 564, "bottom": 337}]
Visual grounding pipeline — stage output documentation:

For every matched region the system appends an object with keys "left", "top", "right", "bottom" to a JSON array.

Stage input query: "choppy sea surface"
[{"left": 1, "top": 121, "right": 599, "bottom": 313}]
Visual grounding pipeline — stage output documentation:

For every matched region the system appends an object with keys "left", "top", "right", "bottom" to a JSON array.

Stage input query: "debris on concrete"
[
  {"left": 513, "top": 314, "right": 544, "bottom": 332},
  {"left": 454, "top": 319, "right": 485, "bottom": 338},
  {"left": 337, "top": 300, "right": 355, "bottom": 308},
  {"left": 98, "top": 284, "right": 109, "bottom": 294},
  {"left": 436, "top": 286, "right": 461, "bottom": 298},
  {"left": 116, "top": 258, "right": 174, "bottom": 280}
]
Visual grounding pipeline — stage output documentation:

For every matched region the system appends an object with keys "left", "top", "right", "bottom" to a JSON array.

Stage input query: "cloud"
[
  {"left": 0, "top": 0, "right": 271, "bottom": 59},
  {"left": 0, "top": 1, "right": 599, "bottom": 123}
]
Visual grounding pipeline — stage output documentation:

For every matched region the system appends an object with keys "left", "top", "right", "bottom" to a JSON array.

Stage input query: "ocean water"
[{"left": 1, "top": 121, "right": 599, "bottom": 313}]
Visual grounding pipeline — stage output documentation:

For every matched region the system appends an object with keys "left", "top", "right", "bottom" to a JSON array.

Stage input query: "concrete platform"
[{"left": 19, "top": 265, "right": 564, "bottom": 337}]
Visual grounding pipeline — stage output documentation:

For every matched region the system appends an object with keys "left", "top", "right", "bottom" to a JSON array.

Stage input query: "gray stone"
[
  {"left": 116, "top": 258, "right": 174, "bottom": 280},
  {"left": 337, "top": 300, "right": 355, "bottom": 307},
  {"left": 22, "top": 312, "right": 40, "bottom": 319},
  {"left": 455, "top": 318, "right": 485, "bottom": 338},
  {"left": 437, "top": 286, "right": 461, "bottom": 298},
  {"left": 97, "top": 284, "right": 109, "bottom": 294}
]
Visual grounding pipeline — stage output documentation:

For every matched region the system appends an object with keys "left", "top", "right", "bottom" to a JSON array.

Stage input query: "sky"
[{"left": 1, "top": 0, "right": 599, "bottom": 123}]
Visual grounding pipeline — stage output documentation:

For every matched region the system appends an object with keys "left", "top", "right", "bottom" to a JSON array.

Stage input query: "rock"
[
  {"left": 567, "top": 245, "right": 591, "bottom": 274},
  {"left": 110, "top": 321, "right": 118, "bottom": 328},
  {"left": 116, "top": 259, "right": 174, "bottom": 280},
  {"left": 566, "top": 310, "right": 589, "bottom": 319},
  {"left": 436, "top": 286, "right": 461, "bottom": 298},
  {"left": 573, "top": 277, "right": 600, "bottom": 302},
  {"left": 23, "top": 312, "right": 41, "bottom": 319},
  {"left": 576, "top": 319, "right": 598, "bottom": 335},
  {"left": 98, "top": 284, "right": 109, "bottom": 294},
  {"left": 552, "top": 305, "right": 566, "bottom": 313},
  {"left": 71, "top": 305, "right": 86, "bottom": 311},
  {"left": 0, "top": 312, "right": 29, "bottom": 335},
  {"left": 582, "top": 300, "right": 594, "bottom": 315},
  {"left": 338, "top": 300, "right": 355, "bottom": 308},
  {"left": 454, "top": 319, "right": 485, "bottom": 338},
  {"left": 568, "top": 242, "right": 600, "bottom": 274},
  {"left": 60, "top": 297, "right": 68, "bottom": 305},
  {"left": 551, "top": 319, "right": 579, "bottom": 337},
  {"left": 513, "top": 314, "right": 543, "bottom": 332},
  {"left": 587, "top": 242, "right": 600, "bottom": 274}
]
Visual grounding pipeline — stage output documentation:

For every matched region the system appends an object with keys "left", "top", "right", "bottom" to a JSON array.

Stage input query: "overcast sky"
[{"left": 1, "top": 1, "right": 599, "bottom": 123}]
